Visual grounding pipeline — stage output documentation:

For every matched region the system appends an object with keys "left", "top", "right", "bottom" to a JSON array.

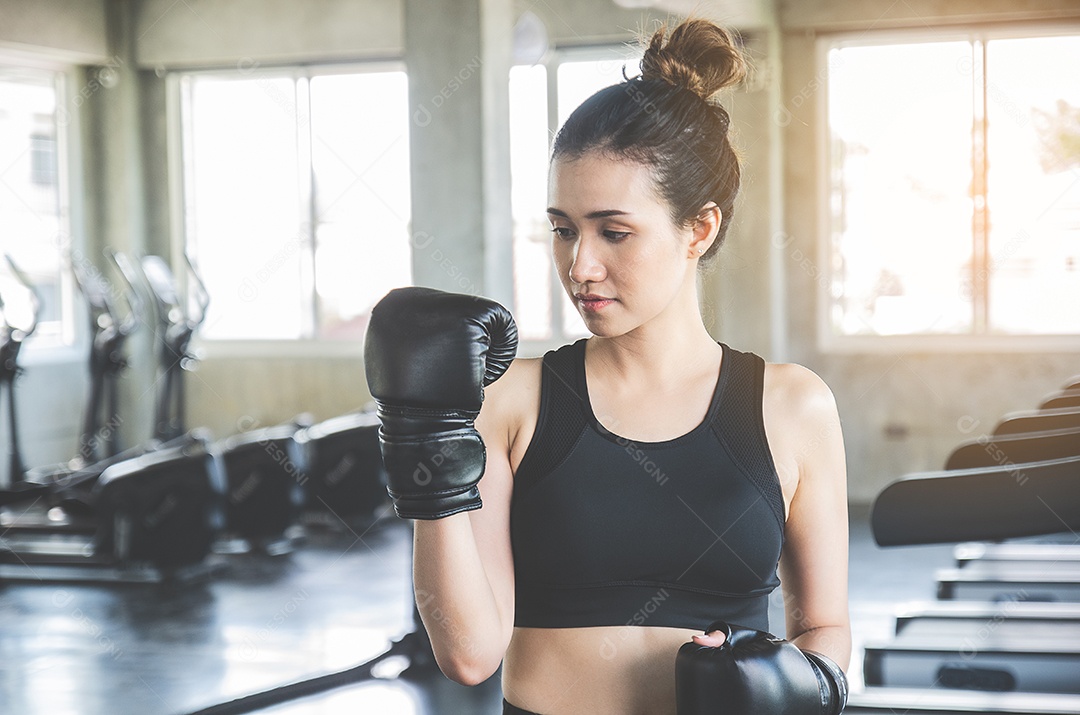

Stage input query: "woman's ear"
[{"left": 689, "top": 202, "right": 722, "bottom": 257}]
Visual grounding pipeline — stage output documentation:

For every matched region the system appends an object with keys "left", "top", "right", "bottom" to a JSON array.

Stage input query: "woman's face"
[{"left": 547, "top": 152, "right": 701, "bottom": 338}]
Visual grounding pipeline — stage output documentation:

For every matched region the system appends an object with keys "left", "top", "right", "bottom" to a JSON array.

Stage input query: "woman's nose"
[{"left": 568, "top": 234, "right": 606, "bottom": 285}]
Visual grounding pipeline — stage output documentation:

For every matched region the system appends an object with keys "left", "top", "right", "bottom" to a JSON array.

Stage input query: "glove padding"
[
  {"left": 676, "top": 620, "right": 847, "bottom": 715},
  {"left": 365, "top": 287, "right": 517, "bottom": 519}
]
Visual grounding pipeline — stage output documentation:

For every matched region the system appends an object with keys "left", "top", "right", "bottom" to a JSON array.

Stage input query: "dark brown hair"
[{"left": 551, "top": 19, "right": 748, "bottom": 262}]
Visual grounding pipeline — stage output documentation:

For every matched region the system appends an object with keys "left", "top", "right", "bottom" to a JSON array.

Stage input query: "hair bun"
[{"left": 639, "top": 19, "right": 748, "bottom": 101}]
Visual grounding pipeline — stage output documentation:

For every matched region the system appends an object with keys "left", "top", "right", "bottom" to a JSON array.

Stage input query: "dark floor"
[{"left": 0, "top": 503, "right": 958, "bottom": 715}]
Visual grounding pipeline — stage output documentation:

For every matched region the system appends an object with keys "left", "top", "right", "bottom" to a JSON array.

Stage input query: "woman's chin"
[{"left": 579, "top": 319, "right": 629, "bottom": 339}]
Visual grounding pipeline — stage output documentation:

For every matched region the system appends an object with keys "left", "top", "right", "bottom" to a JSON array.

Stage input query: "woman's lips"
[{"left": 576, "top": 294, "right": 615, "bottom": 312}]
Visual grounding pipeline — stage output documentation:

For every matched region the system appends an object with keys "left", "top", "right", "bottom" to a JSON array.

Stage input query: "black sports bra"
[{"left": 510, "top": 338, "right": 785, "bottom": 632}]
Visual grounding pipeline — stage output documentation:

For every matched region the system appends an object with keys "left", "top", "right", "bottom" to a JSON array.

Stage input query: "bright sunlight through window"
[
  {"left": 826, "top": 32, "right": 1080, "bottom": 338},
  {"left": 0, "top": 65, "right": 73, "bottom": 346},
  {"left": 180, "top": 67, "right": 411, "bottom": 341},
  {"left": 509, "top": 51, "right": 641, "bottom": 343}
]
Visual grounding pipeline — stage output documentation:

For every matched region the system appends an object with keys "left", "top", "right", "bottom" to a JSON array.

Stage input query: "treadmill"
[{"left": 856, "top": 442, "right": 1080, "bottom": 708}]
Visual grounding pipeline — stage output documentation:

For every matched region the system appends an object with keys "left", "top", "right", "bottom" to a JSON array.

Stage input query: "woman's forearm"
[
  {"left": 412, "top": 514, "right": 510, "bottom": 685},
  {"left": 790, "top": 624, "right": 852, "bottom": 671}
]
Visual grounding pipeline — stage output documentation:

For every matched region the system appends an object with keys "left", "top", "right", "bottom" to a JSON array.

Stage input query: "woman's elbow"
[{"left": 438, "top": 653, "right": 501, "bottom": 687}]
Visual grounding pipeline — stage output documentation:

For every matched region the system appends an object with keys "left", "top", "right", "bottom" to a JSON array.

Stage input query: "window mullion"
[
  {"left": 55, "top": 70, "right": 76, "bottom": 345},
  {"left": 971, "top": 38, "right": 990, "bottom": 334},
  {"left": 295, "top": 74, "right": 317, "bottom": 340},
  {"left": 546, "top": 54, "right": 563, "bottom": 342}
]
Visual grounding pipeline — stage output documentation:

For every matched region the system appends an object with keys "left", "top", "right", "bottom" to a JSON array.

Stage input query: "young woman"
[{"left": 364, "top": 17, "right": 850, "bottom": 715}]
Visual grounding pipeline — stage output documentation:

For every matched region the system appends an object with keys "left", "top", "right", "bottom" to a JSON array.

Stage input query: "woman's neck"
[{"left": 587, "top": 314, "right": 720, "bottom": 388}]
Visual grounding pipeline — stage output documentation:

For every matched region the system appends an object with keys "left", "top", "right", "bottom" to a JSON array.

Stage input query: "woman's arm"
[
  {"left": 411, "top": 358, "right": 523, "bottom": 685},
  {"left": 774, "top": 364, "right": 851, "bottom": 669},
  {"left": 679, "top": 363, "right": 850, "bottom": 714}
]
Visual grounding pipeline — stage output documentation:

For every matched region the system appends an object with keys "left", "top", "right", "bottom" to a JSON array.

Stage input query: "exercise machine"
[
  {"left": 73, "top": 248, "right": 141, "bottom": 462},
  {"left": 953, "top": 541, "right": 1080, "bottom": 567},
  {"left": 945, "top": 425, "right": 1080, "bottom": 470},
  {"left": 141, "top": 253, "right": 209, "bottom": 442},
  {"left": 0, "top": 255, "right": 42, "bottom": 491},
  {"left": 993, "top": 406, "right": 1080, "bottom": 436},
  {"left": 871, "top": 455, "right": 1080, "bottom": 547},
  {"left": 846, "top": 688, "right": 1080, "bottom": 713},
  {"left": 0, "top": 436, "right": 221, "bottom": 582},
  {"left": 294, "top": 410, "right": 388, "bottom": 527},
  {"left": 852, "top": 383, "right": 1080, "bottom": 711},
  {"left": 0, "top": 255, "right": 223, "bottom": 582},
  {"left": 934, "top": 561, "right": 1080, "bottom": 602},
  {"left": 212, "top": 418, "right": 310, "bottom": 554},
  {"left": 1040, "top": 389, "right": 1080, "bottom": 411}
]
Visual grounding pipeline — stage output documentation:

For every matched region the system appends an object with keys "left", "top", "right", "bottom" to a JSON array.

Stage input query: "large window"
[
  {"left": 0, "top": 65, "right": 73, "bottom": 346},
  {"left": 510, "top": 48, "right": 642, "bottom": 343},
  {"left": 824, "top": 30, "right": 1080, "bottom": 341},
  {"left": 179, "top": 66, "right": 411, "bottom": 341}
]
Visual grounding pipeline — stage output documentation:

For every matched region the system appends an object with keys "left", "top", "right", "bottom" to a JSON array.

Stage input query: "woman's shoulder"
[
  {"left": 476, "top": 354, "right": 546, "bottom": 474},
  {"left": 487, "top": 338, "right": 583, "bottom": 402},
  {"left": 761, "top": 359, "right": 839, "bottom": 424},
  {"left": 493, "top": 354, "right": 545, "bottom": 398},
  {"left": 759, "top": 359, "right": 844, "bottom": 499},
  {"left": 479, "top": 355, "right": 544, "bottom": 438}
]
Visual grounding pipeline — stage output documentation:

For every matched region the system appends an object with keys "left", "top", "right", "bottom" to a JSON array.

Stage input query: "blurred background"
[
  {"left": 0, "top": 0, "right": 1078, "bottom": 713},
  {"left": 2, "top": 0, "right": 1077, "bottom": 503}
]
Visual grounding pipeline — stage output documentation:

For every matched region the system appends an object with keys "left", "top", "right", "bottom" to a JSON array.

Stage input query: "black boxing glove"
[
  {"left": 676, "top": 620, "right": 848, "bottom": 715},
  {"left": 364, "top": 287, "right": 517, "bottom": 519}
]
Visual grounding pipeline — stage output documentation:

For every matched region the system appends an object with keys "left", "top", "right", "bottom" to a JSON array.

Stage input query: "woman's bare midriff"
[{"left": 502, "top": 625, "right": 701, "bottom": 715}]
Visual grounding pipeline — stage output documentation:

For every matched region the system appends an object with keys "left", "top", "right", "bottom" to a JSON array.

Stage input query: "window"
[
  {"left": 824, "top": 30, "right": 1080, "bottom": 341},
  {"left": 179, "top": 66, "right": 411, "bottom": 341},
  {"left": 510, "top": 48, "right": 642, "bottom": 343},
  {"left": 0, "top": 65, "right": 73, "bottom": 346}
]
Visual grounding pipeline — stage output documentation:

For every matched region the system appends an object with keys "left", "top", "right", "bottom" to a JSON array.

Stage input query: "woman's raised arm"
[
  {"left": 773, "top": 363, "right": 852, "bottom": 669},
  {"left": 412, "top": 357, "right": 526, "bottom": 685}
]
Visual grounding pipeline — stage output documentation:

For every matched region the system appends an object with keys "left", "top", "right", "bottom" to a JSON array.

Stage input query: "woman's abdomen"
[{"left": 502, "top": 625, "right": 699, "bottom": 715}]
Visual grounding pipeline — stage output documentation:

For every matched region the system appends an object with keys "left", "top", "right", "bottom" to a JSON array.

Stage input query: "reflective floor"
[{"left": 0, "top": 504, "right": 953, "bottom": 715}]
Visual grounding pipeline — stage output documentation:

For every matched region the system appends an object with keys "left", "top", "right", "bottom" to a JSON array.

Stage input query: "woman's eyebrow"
[{"left": 546, "top": 208, "right": 631, "bottom": 219}]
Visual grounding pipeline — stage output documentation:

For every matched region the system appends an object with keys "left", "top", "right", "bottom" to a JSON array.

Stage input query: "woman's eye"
[
  {"left": 551, "top": 227, "right": 575, "bottom": 240},
  {"left": 603, "top": 230, "right": 630, "bottom": 241}
]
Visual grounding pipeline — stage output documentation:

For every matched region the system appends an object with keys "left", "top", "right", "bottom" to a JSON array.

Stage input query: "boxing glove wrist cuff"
[
  {"left": 379, "top": 428, "right": 485, "bottom": 486},
  {"left": 376, "top": 403, "right": 481, "bottom": 426},
  {"left": 376, "top": 405, "right": 486, "bottom": 520},
  {"left": 391, "top": 486, "right": 482, "bottom": 520},
  {"left": 800, "top": 649, "right": 848, "bottom": 715}
]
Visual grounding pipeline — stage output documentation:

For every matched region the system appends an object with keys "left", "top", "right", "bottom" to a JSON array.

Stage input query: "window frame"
[
  {"left": 816, "top": 22, "right": 1080, "bottom": 354},
  {"left": 513, "top": 43, "right": 643, "bottom": 357},
  {"left": 0, "top": 53, "right": 84, "bottom": 365},
  {"left": 169, "top": 59, "right": 408, "bottom": 358}
]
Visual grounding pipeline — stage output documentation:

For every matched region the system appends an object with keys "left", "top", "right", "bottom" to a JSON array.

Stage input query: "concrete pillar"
[
  {"left": 703, "top": 29, "right": 784, "bottom": 361},
  {"left": 82, "top": 0, "right": 155, "bottom": 450},
  {"left": 403, "top": 0, "right": 514, "bottom": 308}
]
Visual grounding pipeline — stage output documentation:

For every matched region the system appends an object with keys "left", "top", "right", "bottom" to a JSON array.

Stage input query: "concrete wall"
[
  {"left": 134, "top": 0, "right": 403, "bottom": 68},
  {"left": 130, "top": 0, "right": 774, "bottom": 70},
  {"left": 776, "top": 0, "right": 1080, "bottom": 502},
  {"left": 702, "top": 26, "right": 784, "bottom": 357},
  {"left": 0, "top": 0, "right": 109, "bottom": 63},
  {"left": 779, "top": 0, "right": 1080, "bottom": 31}
]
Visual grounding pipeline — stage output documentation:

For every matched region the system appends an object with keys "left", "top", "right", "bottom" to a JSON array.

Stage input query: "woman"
[{"left": 366, "top": 17, "right": 850, "bottom": 715}]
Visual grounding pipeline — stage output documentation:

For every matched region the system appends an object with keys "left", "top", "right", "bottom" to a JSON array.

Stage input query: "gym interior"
[{"left": 1, "top": 0, "right": 1079, "bottom": 713}]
